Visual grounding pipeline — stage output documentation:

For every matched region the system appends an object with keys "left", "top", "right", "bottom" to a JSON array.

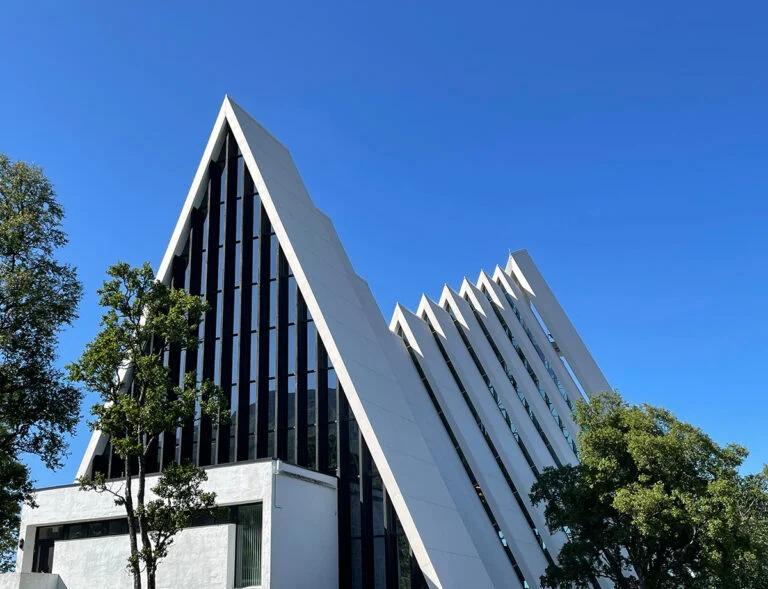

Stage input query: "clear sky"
[{"left": 2, "top": 1, "right": 766, "bottom": 486}]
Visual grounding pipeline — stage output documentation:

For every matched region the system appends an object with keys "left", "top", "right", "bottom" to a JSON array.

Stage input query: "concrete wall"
[
  {"left": 269, "top": 464, "right": 338, "bottom": 589},
  {"left": 18, "top": 460, "right": 337, "bottom": 589},
  {"left": 0, "top": 574, "right": 60, "bottom": 589},
  {"left": 53, "top": 525, "right": 234, "bottom": 589}
]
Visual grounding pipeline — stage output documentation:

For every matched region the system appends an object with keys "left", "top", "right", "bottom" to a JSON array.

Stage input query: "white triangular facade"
[{"left": 16, "top": 97, "right": 612, "bottom": 589}]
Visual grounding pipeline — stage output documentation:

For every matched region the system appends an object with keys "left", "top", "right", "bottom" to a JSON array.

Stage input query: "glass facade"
[{"left": 88, "top": 127, "right": 425, "bottom": 589}]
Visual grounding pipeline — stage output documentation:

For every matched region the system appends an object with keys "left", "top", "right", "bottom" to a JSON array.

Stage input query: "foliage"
[
  {"left": 530, "top": 391, "right": 768, "bottom": 589},
  {"left": 69, "top": 262, "right": 227, "bottom": 589},
  {"left": 0, "top": 154, "right": 82, "bottom": 570}
]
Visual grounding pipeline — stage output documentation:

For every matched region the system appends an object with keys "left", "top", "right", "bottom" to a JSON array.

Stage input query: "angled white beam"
[
  {"left": 417, "top": 297, "right": 555, "bottom": 563},
  {"left": 480, "top": 270, "right": 579, "bottom": 438},
  {"left": 438, "top": 286, "right": 554, "bottom": 471},
  {"left": 506, "top": 250, "right": 611, "bottom": 397},
  {"left": 391, "top": 305, "right": 524, "bottom": 589},
  {"left": 461, "top": 277, "right": 577, "bottom": 465},
  {"left": 493, "top": 266, "right": 584, "bottom": 416}
]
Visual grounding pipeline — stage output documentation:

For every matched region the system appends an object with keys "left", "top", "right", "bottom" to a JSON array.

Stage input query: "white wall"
[
  {"left": 269, "top": 464, "right": 338, "bottom": 589},
  {"left": 18, "top": 460, "right": 338, "bottom": 589},
  {"left": 52, "top": 525, "right": 234, "bottom": 589},
  {"left": 0, "top": 573, "right": 60, "bottom": 589}
]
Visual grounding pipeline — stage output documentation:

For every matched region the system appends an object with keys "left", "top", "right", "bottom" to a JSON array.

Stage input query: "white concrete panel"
[
  {"left": 0, "top": 574, "right": 59, "bottom": 589},
  {"left": 440, "top": 288, "right": 567, "bottom": 556},
  {"left": 18, "top": 460, "right": 337, "bottom": 587},
  {"left": 416, "top": 299, "right": 550, "bottom": 582},
  {"left": 393, "top": 307, "right": 525, "bottom": 588},
  {"left": 270, "top": 469, "right": 338, "bottom": 589},
  {"left": 507, "top": 250, "right": 611, "bottom": 396},
  {"left": 471, "top": 274, "right": 579, "bottom": 452},
  {"left": 52, "top": 524, "right": 234, "bottom": 589},
  {"left": 493, "top": 266, "right": 583, "bottom": 425},
  {"left": 439, "top": 287, "right": 554, "bottom": 470}
]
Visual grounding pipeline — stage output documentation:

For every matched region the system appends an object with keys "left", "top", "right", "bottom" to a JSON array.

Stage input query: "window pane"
[{"left": 235, "top": 504, "right": 262, "bottom": 588}]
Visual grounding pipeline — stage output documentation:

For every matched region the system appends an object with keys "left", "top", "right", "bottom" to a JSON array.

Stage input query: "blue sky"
[{"left": 1, "top": 1, "right": 766, "bottom": 485}]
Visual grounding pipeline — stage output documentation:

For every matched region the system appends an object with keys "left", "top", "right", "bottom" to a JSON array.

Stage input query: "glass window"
[
  {"left": 306, "top": 323, "right": 317, "bottom": 371},
  {"left": 287, "top": 325, "right": 296, "bottom": 375},
  {"left": 235, "top": 504, "right": 262, "bottom": 588},
  {"left": 269, "top": 281, "right": 277, "bottom": 328},
  {"left": 287, "top": 376, "right": 296, "bottom": 428},
  {"left": 288, "top": 278, "right": 297, "bottom": 324}
]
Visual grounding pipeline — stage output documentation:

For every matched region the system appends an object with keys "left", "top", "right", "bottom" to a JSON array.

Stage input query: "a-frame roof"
[{"left": 78, "top": 97, "right": 496, "bottom": 589}]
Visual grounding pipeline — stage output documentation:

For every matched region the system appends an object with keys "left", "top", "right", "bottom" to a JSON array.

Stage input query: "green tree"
[
  {"left": 69, "top": 262, "right": 227, "bottom": 589},
  {"left": 0, "top": 154, "right": 82, "bottom": 571},
  {"left": 530, "top": 391, "right": 768, "bottom": 588}
]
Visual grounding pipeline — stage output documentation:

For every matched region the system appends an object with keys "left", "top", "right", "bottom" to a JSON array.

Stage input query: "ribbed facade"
[{"left": 35, "top": 97, "right": 613, "bottom": 589}]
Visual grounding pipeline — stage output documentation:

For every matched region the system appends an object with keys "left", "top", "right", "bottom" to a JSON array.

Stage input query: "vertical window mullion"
[
  {"left": 361, "top": 437, "right": 375, "bottom": 589},
  {"left": 217, "top": 132, "right": 239, "bottom": 464},
  {"left": 198, "top": 160, "right": 222, "bottom": 467},
  {"left": 236, "top": 170, "right": 255, "bottom": 461},
  {"left": 316, "top": 339, "right": 329, "bottom": 471},
  {"left": 295, "top": 291, "right": 308, "bottom": 466},
  {"left": 337, "top": 393, "right": 352, "bottom": 589},
  {"left": 255, "top": 205, "right": 271, "bottom": 458},
  {"left": 161, "top": 255, "right": 187, "bottom": 469},
  {"left": 275, "top": 246, "right": 290, "bottom": 460},
  {"left": 384, "top": 491, "right": 399, "bottom": 589},
  {"left": 181, "top": 207, "right": 204, "bottom": 463}
]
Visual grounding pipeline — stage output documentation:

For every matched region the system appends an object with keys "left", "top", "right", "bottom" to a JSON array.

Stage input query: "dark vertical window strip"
[
  {"left": 235, "top": 171, "right": 255, "bottom": 461},
  {"left": 423, "top": 320, "right": 554, "bottom": 566},
  {"left": 181, "top": 207, "right": 204, "bottom": 463},
  {"left": 295, "top": 291, "right": 309, "bottom": 466},
  {"left": 160, "top": 255, "right": 187, "bottom": 469},
  {"left": 361, "top": 435, "right": 375, "bottom": 589},
  {"left": 108, "top": 441, "right": 122, "bottom": 479},
  {"left": 216, "top": 133, "right": 239, "bottom": 464},
  {"left": 255, "top": 205, "right": 272, "bottom": 458},
  {"left": 275, "top": 246, "right": 290, "bottom": 460},
  {"left": 198, "top": 160, "right": 222, "bottom": 467},
  {"left": 338, "top": 392, "right": 353, "bottom": 589},
  {"left": 384, "top": 492, "right": 399, "bottom": 589},
  {"left": 454, "top": 300, "right": 566, "bottom": 467},
  {"left": 478, "top": 287, "right": 578, "bottom": 456},
  {"left": 316, "top": 338, "right": 329, "bottom": 472},
  {"left": 410, "top": 550, "right": 429, "bottom": 589}
]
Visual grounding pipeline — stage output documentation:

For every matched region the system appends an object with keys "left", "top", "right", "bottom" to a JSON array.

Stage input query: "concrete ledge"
[{"left": 0, "top": 573, "right": 61, "bottom": 589}]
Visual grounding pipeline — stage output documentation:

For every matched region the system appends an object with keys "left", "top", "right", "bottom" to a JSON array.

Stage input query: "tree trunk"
[
  {"left": 124, "top": 460, "right": 141, "bottom": 589},
  {"left": 137, "top": 447, "right": 155, "bottom": 589}
]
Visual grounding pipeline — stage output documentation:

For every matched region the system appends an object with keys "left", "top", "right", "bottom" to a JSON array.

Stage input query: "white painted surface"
[
  {"left": 53, "top": 524, "right": 234, "bottom": 589},
  {"left": 0, "top": 573, "right": 60, "bottom": 589},
  {"left": 18, "top": 460, "right": 337, "bottom": 589},
  {"left": 492, "top": 266, "right": 583, "bottom": 413},
  {"left": 415, "top": 298, "right": 550, "bottom": 583},
  {"left": 269, "top": 466, "right": 338, "bottom": 589},
  {"left": 391, "top": 306, "right": 522, "bottom": 589},
  {"left": 479, "top": 271, "right": 579, "bottom": 437},
  {"left": 507, "top": 250, "right": 611, "bottom": 397},
  {"left": 461, "top": 276, "right": 578, "bottom": 464}
]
